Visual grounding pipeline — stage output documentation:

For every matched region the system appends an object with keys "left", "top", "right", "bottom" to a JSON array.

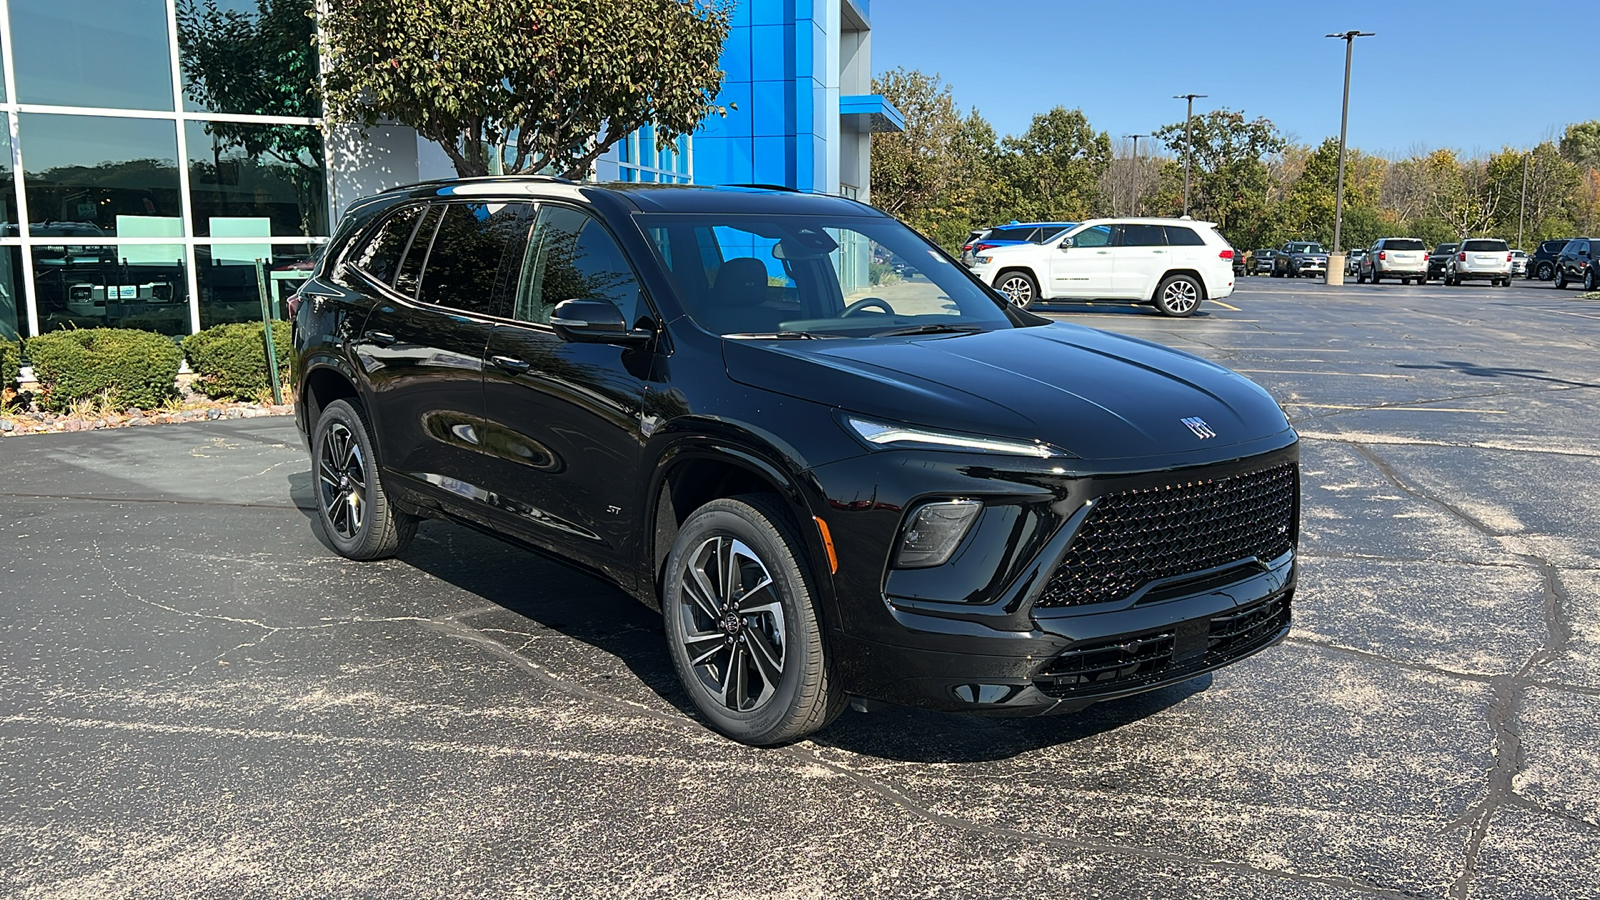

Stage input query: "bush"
[
  {"left": 181, "top": 321, "right": 290, "bottom": 402},
  {"left": 26, "top": 328, "right": 183, "bottom": 413},
  {"left": 0, "top": 338, "right": 18, "bottom": 392}
]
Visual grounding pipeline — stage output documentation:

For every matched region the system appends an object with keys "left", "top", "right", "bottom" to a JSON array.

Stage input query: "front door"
[
  {"left": 357, "top": 200, "right": 530, "bottom": 524},
  {"left": 1047, "top": 224, "right": 1116, "bottom": 298},
  {"left": 478, "top": 203, "right": 656, "bottom": 582}
]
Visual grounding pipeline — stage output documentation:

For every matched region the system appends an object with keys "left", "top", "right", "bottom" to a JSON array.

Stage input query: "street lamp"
[
  {"left": 1326, "top": 30, "right": 1374, "bottom": 274},
  {"left": 1173, "top": 94, "right": 1206, "bottom": 216},
  {"left": 1123, "top": 133, "right": 1147, "bottom": 215}
]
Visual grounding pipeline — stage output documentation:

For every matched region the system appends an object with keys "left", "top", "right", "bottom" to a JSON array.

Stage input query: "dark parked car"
[
  {"left": 1250, "top": 248, "right": 1277, "bottom": 275},
  {"left": 1427, "top": 243, "right": 1458, "bottom": 281},
  {"left": 1552, "top": 237, "right": 1597, "bottom": 290},
  {"left": 1527, "top": 239, "right": 1571, "bottom": 281},
  {"left": 290, "top": 178, "right": 1299, "bottom": 745}
]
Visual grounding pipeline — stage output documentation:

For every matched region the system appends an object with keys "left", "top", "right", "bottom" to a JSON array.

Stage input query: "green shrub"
[
  {"left": 181, "top": 321, "right": 290, "bottom": 402},
  {"left": 26, "top": 328, "right": 183, "bottom": 413},
  {"left": 0, "top": 338, "right": 18, "bottom": 392}
]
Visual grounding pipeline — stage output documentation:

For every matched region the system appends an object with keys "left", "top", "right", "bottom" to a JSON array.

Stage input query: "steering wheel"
[{"left": 841, "top": 297, "right": 894, "bottom": 317}]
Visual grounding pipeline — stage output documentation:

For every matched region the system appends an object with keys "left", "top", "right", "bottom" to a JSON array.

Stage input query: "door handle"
[
  {"left": 491, "top": 355, "right": 531, "bottom": 375},
  {"left": 364, "top": 331, "right": 397, "bottom": 347},
  {"left": 1096, "top": 250, "right": 1110, "bottom": 255}
]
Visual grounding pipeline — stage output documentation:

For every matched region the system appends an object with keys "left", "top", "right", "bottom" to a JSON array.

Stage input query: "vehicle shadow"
[
  {"left": 285, "top": 470, "right": 1210, "bottom": 761},
  {"left": 1033, "top": 301, "right": 1220, "bottom": 318},
  {"left": 1394, "top": 359, "right": 1600, "bottom": 389}
]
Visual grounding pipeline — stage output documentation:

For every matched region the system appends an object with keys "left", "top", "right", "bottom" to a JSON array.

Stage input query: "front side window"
[
  {"left": 414, "top": 202, "right": 530, "bottom": 315},
  {"left": 513, "top": 206, "right": 642, "bottom": 326},
  {"left": 1070, "top": 225, "right": 1114, "bottom": 248},
  {"left": 641, "top": 214, "right": 1014, "bottom": 338}
]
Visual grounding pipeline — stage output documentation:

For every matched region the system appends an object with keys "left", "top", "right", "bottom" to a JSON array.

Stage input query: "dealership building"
[{"left": 0, "top": 0, "right": 900, "bottom": 343}]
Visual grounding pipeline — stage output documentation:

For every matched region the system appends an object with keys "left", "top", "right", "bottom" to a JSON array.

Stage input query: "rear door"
[
  {"left": 476, "top": 203, "right": 655, "bottom": 579},
  {"left": 1047, "top": 224, "right": 1116, "bottom": 297},
  {"left": 356, "top": 200, "right": 530, "bottom": 524}
]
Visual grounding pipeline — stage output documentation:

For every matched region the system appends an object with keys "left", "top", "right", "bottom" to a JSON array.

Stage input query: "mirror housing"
[
  {"left": 1058, "top": 238, "right": 1073, "bottom": 251},
  {"left": 550, "top": 299, "right": 651, "bottom": 346}
]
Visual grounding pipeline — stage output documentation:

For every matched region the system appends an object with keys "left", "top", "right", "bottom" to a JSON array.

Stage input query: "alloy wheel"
[
  {"left": 317, "top": 422, "right": 367, "bottom": 540},
  {"left": 676, "top": 536, "right": 787, "bottom": 713},
  {"left": 1161, "top": 279, "right": 1199, "bottom": 315},
  {"left": 998, "top": 275, "right": 1033, "bottom": 306}
]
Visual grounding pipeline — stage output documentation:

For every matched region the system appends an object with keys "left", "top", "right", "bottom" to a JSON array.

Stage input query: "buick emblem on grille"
[{"left": 1181, "top": 417, "right": 1217, "bottom": 439}]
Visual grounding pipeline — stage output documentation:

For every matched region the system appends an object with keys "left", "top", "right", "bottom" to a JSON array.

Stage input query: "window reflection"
[
  {"left": 0, "top": 248, "right": 27, "bottom": 340},
  {"left": 12, "top": 0, "right": 175, "bottom": 110},
  {"left": 176, "top": 0, "right": 321, "bottom": 117},
  {"left": 187, "top": 121, "right": 327, "bottom": 236},
  {"left": 33, "top": 244, "right": 189, "bottom": 337},
  {"left": 19, "top": 114, "right": 182, "bottom": 239},
  {"left": 196, "top": 243, "right": 317, "bottom": 327},
  {"left": 0, "top": 127, "right": 16, "bottom": 230}
]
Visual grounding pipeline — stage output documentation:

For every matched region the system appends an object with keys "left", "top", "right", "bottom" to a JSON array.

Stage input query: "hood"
[{"left": 721, "top": 323, "right": 1292, "bottom": 461}]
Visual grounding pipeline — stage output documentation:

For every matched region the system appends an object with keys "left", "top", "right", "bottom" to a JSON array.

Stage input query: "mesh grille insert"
[{"left": 1036, "top": 463, "right": 1297, "bottom": 609}]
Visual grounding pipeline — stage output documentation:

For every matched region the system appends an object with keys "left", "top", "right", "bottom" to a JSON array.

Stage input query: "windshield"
[
  {"left": 639, "top": 214, "right": 1015, "bottom": 338},
  {"left": 1287, "top": 243, "right": 1324, "bottom": 254}
]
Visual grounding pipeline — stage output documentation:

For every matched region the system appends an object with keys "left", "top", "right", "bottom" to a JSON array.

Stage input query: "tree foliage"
[
  {"left": 999, "top": 108, "right": 1111, "bottom": 223},
  {"left": 321, "top": 0, "right": 733, "bottom": 179}
]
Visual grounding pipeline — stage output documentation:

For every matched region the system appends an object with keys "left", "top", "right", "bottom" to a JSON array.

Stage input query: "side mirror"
[
  {"left": 1059, "top": 238, "right": 1073, "bottom": 251},
  {"left": 550, "top": 298, "right": 651, "bottom": 346}
]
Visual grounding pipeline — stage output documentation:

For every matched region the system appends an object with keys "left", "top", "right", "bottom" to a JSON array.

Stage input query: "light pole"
[
  {"left": 1326, "top": 30, "right": 1374, "bottom": 276},
  {"left": 1123, "top": 133, "right": 1147, "bottom": 215},
  {"left": 1518, "top": 149, "right": 1530, "bottom": 250},
  {"left": 1173, "top": 95, "right": 1206, "bottom": 216}
]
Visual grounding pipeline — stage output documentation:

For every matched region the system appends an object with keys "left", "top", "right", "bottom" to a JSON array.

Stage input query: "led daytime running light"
[{"left": 846, "top": 416, "right": 1062, "bottom": 458}]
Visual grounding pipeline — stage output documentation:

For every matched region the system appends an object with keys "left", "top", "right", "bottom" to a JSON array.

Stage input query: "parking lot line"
[
  {"left": 1236, "top": 369, "right": 1412, "bottom": 378},
  {"left": 1209, "top": 299, "right": 1241, "bottom": 311},
  {"left": 1290, "top": 403, "right": 1508, "bottom": 413}
]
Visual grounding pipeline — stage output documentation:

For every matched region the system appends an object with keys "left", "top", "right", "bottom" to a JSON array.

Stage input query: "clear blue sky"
[{"left": 868, "top": 0, "right": 1579, "bottom": 159}]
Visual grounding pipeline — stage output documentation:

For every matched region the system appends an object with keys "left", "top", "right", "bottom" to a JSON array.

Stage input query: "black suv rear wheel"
[
  {"left": 662, "top": 496, "right": 845, "bottom": 745},
  {"left": 313, "top": 399, "right": 416, "bottom": 560}
]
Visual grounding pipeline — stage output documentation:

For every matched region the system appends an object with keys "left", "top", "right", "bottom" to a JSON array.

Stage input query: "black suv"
[
  {"left": 1427, "top": 243, "right": 1458, "bottom": 281},
  {"left": 290, "top": 178, "right": 1299, "bottom": 745},
  {"left": 1527, "top": 239, "right": 1570, "bottom": 281},
  {"left": 1552, "top": 237, "right": 1597, "bottom": 290}
]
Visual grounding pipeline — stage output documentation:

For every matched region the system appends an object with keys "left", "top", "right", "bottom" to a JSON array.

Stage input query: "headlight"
[
  {"left": 974, "top": 255, "right": 993, "bottom": 264},
  {"left": 844, "top": 414, "right": 1070, "bottom": 458},
  {"left": 895, "top": 500, "right": 983, "bottom": 568}
]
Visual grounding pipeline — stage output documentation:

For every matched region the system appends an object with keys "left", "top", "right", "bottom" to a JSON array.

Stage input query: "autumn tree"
[
  {"left": 321, "top": 0, "right": 732, "bottom": 179},
  {"left": 1153, "top": 110, "right": 1285, "bottom": 242},
  {"left": 998, "top": 107, "right": 1111, "bottom": 223}
]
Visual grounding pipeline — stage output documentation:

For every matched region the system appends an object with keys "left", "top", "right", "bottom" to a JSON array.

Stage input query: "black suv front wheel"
[
  {"left": 313, "top": 399, "right": 416, "bottom": 560},
  {"left": 662, "top": 496, "right": 844, "bottom": 745}
]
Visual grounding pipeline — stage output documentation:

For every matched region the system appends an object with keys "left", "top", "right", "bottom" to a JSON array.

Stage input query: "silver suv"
[
  {"left": 1358, "top": 238, "right": 1429, "bottom": 284},
  {"left": 1445, "top": 238, "right": 1513, "bottom": 286}
]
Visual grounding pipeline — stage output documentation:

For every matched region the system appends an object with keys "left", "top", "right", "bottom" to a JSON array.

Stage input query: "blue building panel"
[
  {"left": 749, "top": 0, "right": 794, "bottom": 26},
  {"left": 749, "top": 24, "right": 789, "bottom": 82},
  {"left": 722, "top": 25, "right": 752, "bottom": 83},
  {"left": 752, "top": 135, "right": 793, "bottom": 186}
]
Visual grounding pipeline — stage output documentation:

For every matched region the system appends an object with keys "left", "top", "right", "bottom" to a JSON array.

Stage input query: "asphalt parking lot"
[{"left": 3, "top": 276, "right": 1599, "bottom": 898}]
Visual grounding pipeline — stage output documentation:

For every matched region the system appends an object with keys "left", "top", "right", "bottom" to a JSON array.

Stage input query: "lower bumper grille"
[
  {"left": 1033, "top": 592, "right": 1291, "bottom": 699},
  {"left": 1036, "top": 462, "right": 1297, "bottom": 609}
]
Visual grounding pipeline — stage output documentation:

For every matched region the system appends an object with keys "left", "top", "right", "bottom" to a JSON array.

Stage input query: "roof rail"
[
  {"left": 379, "top": 174, "right": 576, "bottom": 195},
  {"left": 725, "top": 183, "right": 800, "bottom": 193}
]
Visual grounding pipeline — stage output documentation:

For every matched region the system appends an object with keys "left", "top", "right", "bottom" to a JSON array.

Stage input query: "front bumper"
[{"left": 810, "top": 437, "right": 1300, "bottom": 714}]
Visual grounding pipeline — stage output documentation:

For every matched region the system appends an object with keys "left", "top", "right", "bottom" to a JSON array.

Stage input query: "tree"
[
  {"left": 1559, "top": 121, "right": 1600, "bottom": 171},
  {"left": 998, "top": 107, "right": 1111, "bottom": 222},
  {"left": 320, "top": 0, "right": 733, "bottom": 179},
  {"left": 1279, "top": 137, "right": 1386, "bottom": 247},
  {"left": 1152, "top": 110, "right": 1285, "bottom": 240},
  {"left": 870, "top": 68, "right": 964, "bottom": 223}
]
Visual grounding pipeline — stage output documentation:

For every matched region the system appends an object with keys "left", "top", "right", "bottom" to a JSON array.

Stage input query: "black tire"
[
  {"left": 1154, "top": 273, "right": 1203, "bottom": 317},
  {"left": 1417, "top": 274, "right": 1428, "bottom": 284},
  {"left": 1356, "top": 269, "right": 1367, "bottom": 284},
  {"left": 1538, "top": 261, "right": 1555, "bottom": 281},
  {"left": 1371, "top": 270, "right": 1381, "bottom": 285},
  {"left": 662, "top": 495, "right": 846, "bottom": 746},
  {"left": 1585, "top": 268, "right": 1597, "bottom": 292},
  {"left": 312, "top": 398, "right": 417, "bottom": 560},
  {"left": 994, "top": 270, "right": 1038, "bottom": 308},
  {"left": 1271, "top": 269, "right": 1283, "bottom": 278},
  {"left": 1401, "top": 278, "right": 1412, "bottom": 285},
  {"left": 1554, "top": 268, "right": 1568, "bottom": 289}
]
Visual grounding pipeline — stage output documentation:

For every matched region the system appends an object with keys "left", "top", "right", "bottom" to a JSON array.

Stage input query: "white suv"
[
  {"left": 1444, "top": 238, "right": 1513, "bottom": 286},
  {"left": 966, "top": 217, "right": 1236, "bottom": 317}
]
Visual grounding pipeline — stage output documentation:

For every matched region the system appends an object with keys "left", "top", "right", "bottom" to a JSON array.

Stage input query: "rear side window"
[
  {"left": 351, "top": 204, "right": 424, "bottom": 287},
  {"left": 1167, "top": 226, "right": 1206, "bottom": 246},
  {"left": 1382, "top": 239, "right": 1427, "bottom": 251},
  {"left": 394, "top": 205, "right": 442, "bottom": 298},
  {"left": 1119, "top": 224, "right": 1167, "bottom": 247},
  {"left": 1461, "top": 239, "right": 1508, "bottom": 252},
  {"left": 414, "top": 201, "right": 532, "bottom": 316}
]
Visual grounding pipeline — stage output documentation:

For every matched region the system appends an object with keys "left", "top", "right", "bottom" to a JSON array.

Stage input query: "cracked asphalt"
[{"left": 3, "top": 277, "right": 1599, "bottom": 898}]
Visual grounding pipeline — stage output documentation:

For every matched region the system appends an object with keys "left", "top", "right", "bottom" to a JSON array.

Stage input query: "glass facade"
[{"left": 0, "top": 0, "right": 326, "bottom": 338}]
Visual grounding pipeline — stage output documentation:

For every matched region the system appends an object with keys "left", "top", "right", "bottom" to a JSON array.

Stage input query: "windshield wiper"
[
  {"left": 871, "top": 323, "right": 985, "bottom": 338},
  {"left": 724, "top": 331, "right": 839, "bottom": 340}
]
